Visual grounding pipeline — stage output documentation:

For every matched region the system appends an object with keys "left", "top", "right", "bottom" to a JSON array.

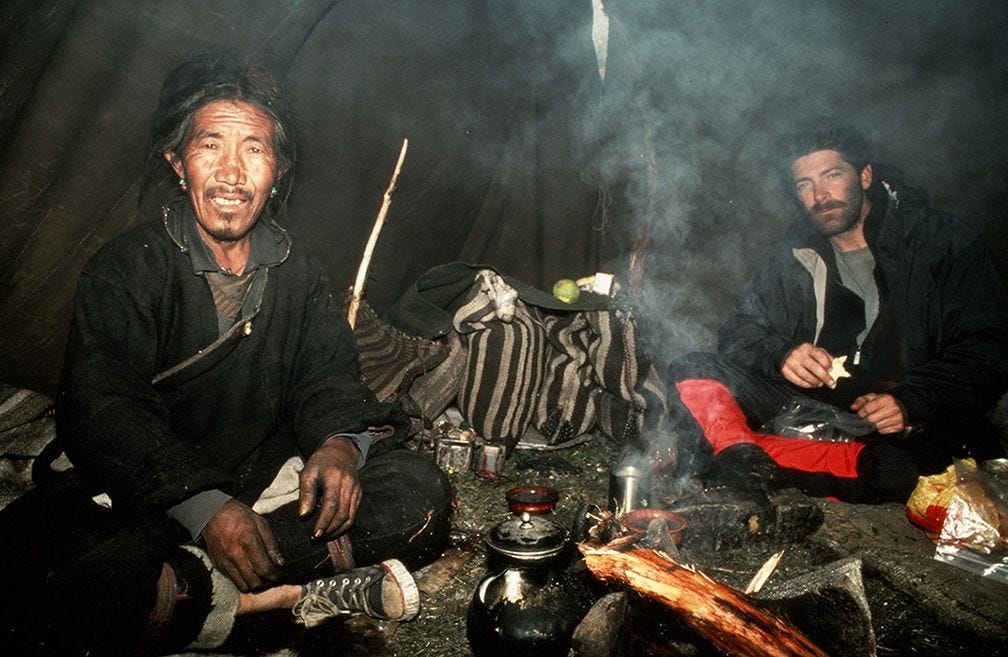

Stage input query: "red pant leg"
[{"left": 676, "top": 379, "right": 863, "bottom": 479}]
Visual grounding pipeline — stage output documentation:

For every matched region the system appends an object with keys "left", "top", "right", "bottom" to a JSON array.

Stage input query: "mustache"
[
  {"left": 205, "top": 185, "right": 253, "bottom": 202},
  {"left": 812, "top": 199, "right": 848, "bottom": 214}
]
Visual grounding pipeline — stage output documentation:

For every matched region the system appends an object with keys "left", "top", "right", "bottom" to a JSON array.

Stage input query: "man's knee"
[
  {"left": 662, "top": 354, "right": 740, "bottom": 479},
  {"left": 362, "top": 449, "right": 452, "bottom": 503},
  {"left": 354, "top": 450, "right": 453, "bottom": 569}
]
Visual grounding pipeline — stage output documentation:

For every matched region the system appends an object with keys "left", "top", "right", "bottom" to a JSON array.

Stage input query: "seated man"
[
  {"left": 0, "top": 55, "right": 452, "bottom": 655},
  {"left": 667, "top": 120, "right": 1008, "bottom": 503}
]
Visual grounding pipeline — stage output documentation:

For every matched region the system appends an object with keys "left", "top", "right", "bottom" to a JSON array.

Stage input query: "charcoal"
[
  {"left": 757, "top": 557, "right": 875, "bottom": 657},
  {"left": 668, "top": 485, "right": 824, "bottom": 554},
  {"left": 668, "top": 486, "right": 774, "bottom": 551},
  {"left": 767, "top": 487, "right": 825, "bottom": 542}
]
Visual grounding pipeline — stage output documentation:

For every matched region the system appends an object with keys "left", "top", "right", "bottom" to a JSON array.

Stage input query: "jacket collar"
[
  {"left": 861, "top": 180, "right": 901, "bottom": 251},
  {"left": 161, "top": 197, "right": 292, "bottom": 273}
]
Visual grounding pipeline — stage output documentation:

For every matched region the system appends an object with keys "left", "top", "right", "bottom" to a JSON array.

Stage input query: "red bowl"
[
  {"left": 621, "top": 509, "right": 688, "bottom": 545},
  {"left": 505, "top": 485, "right": 560, "bottom": 515}
]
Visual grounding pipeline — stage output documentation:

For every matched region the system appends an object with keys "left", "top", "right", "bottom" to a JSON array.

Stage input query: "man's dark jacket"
[
  {"left": 718, "top": 180, "right": 1008, "bottom": 426},
  {"left": 54, "top": 199, "right": 410, "bottom": 514}
]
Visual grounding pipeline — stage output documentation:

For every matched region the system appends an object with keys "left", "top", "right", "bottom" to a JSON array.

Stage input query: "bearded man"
[
  {"left": 665, "top": 120, "right": 1008, "bottom": 503},
  {"left": 0, "top": 55, "right": 452, "bottom": 655}
]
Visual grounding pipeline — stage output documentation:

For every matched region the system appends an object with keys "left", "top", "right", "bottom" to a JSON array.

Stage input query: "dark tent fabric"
[
  {"left": 0, "top": 0, "right": 629, "bottom": 394},
  {"left": 1, "top": 0, "right": 1006, "bottom": 395}
]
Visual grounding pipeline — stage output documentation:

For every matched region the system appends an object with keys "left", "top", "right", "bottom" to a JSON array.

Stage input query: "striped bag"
[
  {"left": 450, "top": 272, "right": 666, "bottom": 449},
  {"left": 353, "top": 265, "right": 667, "bottom": 451},
  {"left": 353, "top": 300, "right": 451, "bottom": 406}
]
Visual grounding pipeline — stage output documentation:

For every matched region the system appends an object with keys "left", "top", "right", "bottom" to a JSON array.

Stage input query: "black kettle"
[{"left": 466, "top": 505, "right": 595, "bottom": 657}]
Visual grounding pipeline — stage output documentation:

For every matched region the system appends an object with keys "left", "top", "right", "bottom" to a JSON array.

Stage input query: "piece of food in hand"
[{"left": 828, "top": 355, "right": 851, "bottom": 381}]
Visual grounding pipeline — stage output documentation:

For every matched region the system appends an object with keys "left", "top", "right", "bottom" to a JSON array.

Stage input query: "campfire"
[
  {"left": 563, "top": 445, "right": 871, "bottom": 657},
  {"left": 579, "top": 546, "right": 827, "bottom": 657}
]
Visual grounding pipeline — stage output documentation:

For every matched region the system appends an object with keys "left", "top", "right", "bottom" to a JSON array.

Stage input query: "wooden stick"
[
  {"left": 581, "top": 547, "right": 829, "bottom": 657},
  {"left": 347, "top": 138, "right": 409, "bottom": 329},
  {"left": 745, "top": 548, "right": 785, "bottom": 595}
]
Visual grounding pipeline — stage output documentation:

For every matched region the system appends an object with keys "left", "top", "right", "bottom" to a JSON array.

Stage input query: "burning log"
[{"left": 580, "top": 547, "right": 829, "bottom": 657}]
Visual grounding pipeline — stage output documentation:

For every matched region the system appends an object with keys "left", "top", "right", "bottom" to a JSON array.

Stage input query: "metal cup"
[
  {"left": 608, "top": 463, "right": 651, "bottom": 513},
  {"left": 435, "top": 437, "right": 473, "bottom": 473}
]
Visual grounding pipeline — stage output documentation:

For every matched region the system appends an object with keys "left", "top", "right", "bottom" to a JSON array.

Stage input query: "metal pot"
[{"left": 467, "top": 511, "right": 594, "bottom": 657}]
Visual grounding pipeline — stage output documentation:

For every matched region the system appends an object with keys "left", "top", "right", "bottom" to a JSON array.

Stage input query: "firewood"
[
  {"left": 412, "top": 543, "right": 475, "bottom": 595},
  {"left": 581, "top": 547, "right": 829, "bottom": 657}
]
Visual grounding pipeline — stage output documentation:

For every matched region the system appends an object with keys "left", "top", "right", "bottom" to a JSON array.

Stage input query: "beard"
[
  {"left": 201, "top": 220, "right": 252, "bottom": 243},
  {"left": 807, "top": 179, "right": 864, "bottom": 237}
]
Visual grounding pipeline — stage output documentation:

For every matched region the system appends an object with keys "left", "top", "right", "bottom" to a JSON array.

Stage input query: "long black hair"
[{"left": 141, "top": 53, "right": 298, "bottom": 214}]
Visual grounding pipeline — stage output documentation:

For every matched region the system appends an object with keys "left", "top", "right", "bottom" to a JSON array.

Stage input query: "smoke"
[
  {"left": 538, "top": 0, "right": 1008, "bottom": 480},
  {"left": 290, "top": 0, "right": 1003, "bottom": 483},
  {"left": 565, "top": 0, "right": 1008, "bottom": 368},
  {"left": 281, "top": 0, "right": 1004, "bottom": 318}
]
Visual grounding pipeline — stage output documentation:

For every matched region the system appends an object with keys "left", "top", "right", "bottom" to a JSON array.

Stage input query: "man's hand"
[
  {"left": 299, "top": 436, "right": 362, "bottom": 541},
  {"left": 851, "top": 393, "right": 907, "bottom": 435},
  {"left": 781, "top": 342, "right": 836, "bottom": 389},
  {"left": 202, "top": 499, "right": 284, "bottom": 592}
]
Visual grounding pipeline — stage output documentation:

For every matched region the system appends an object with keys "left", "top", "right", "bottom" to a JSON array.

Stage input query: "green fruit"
[{"left": 552, "top": 278, "right": 580, "bottom": 304}]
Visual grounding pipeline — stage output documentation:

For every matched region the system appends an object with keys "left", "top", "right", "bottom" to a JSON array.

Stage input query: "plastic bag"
[
  {"left": 927, "top": 459, "right": 1008, "bottom": 585},
  {"left": 906, "top": 460, "right": 966, "bottom": 536},
  {"left": 763, "top": 397, "right": 875, "bottom": 442}
]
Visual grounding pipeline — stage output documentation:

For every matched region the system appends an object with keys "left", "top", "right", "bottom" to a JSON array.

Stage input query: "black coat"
[
  {"left": 718, "top": 182, "right": 1008, "bottom": 425},
  {"left": 55, "top": 200, "right": 410, "bottom": 513}
]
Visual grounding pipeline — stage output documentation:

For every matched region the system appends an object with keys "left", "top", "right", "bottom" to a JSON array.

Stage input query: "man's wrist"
[
  {"left": 322, "top": 433, "right": 372, "bottom": 469},
  {"left": 167, "top": 489, "right": 233, "bottom": 541}
]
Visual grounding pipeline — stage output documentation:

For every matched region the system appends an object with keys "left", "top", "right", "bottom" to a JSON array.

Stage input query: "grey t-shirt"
[{"left": 833, "top": 245, "right": 879, "bottom": 354}]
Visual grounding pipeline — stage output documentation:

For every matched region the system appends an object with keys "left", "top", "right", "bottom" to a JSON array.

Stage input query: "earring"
[
  {"left": 179, "top": 178, "right": 188, "bottom": 192},
  {"left": 270, "top": 186, "right": 278, "bottom": 199}
]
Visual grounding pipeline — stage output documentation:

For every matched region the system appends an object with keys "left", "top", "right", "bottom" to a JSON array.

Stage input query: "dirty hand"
[
  {"left": 851, "top": 393, "right": 907, "bottom": 435},
  {"left": 202, "top": 499, "right": 284, "bottom": 592},
  {"left": 299, "top": 436, "right": 362, "bottom": 541},
  {"left": 781, "top": 342, "right": 836, "bottom": 389}
]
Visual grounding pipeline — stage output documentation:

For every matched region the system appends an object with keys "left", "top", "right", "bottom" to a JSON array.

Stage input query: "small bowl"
[
  {"left": 621, "top": 509, "right": 688, "bottom": 545},
  {"left": 505, "top": 485, "right": 560, "bottom": 515}
]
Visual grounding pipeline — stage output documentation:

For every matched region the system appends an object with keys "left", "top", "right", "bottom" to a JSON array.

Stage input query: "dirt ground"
[
  {"left": 376, "top": 434, "right": 1008, "bottom": 657},
  {"left": 388, "top": 437, "right": 619, "bottom": 657}
]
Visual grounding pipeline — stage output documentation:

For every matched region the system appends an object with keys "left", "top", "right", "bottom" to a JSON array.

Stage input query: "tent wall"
[{"left": 1, "top": 0, "right": 1005, "bottom": 394}]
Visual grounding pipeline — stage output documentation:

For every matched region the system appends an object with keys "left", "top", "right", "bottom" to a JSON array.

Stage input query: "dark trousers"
[
  {"left": 666, "top": 352, "right": 1006, "bottom": 503},
  {"left": 0, "top": 448, "right": 452, "bottom": 656}
]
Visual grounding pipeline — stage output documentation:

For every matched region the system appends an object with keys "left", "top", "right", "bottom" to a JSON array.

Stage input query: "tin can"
[
  {"left": 435, "top": 437, "right": 474, "bottom": 473},
  {"left": 473, "top": 442, "right": 507, "bottom": 478}
]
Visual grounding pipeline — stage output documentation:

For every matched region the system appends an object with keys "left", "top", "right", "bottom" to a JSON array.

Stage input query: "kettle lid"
[{"left": 486, "top": 511, "right": 568, "bottom": 562}]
